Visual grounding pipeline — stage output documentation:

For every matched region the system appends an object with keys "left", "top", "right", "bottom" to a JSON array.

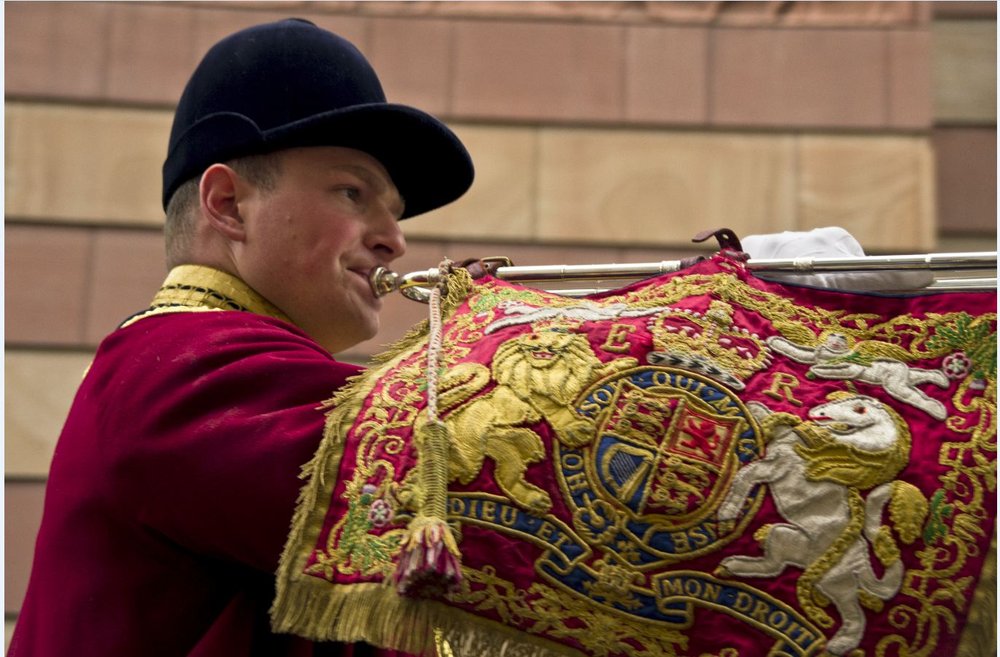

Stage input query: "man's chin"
[{"left": 325, "top": 319, "right": 380, "bottom": 354}]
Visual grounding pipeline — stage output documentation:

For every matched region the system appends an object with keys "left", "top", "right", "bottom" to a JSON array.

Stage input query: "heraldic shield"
[{"left": 273, "top": 253, "right": 997, "bottom": 657}]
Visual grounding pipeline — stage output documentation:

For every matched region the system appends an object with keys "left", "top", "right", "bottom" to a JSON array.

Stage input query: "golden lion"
[{"left": 432, "top": 329, "right": 636, "bottom": 514}]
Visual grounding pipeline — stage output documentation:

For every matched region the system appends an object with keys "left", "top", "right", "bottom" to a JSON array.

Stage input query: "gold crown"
[{"left": 646, "top": 300, "right": 770, "bottom": 389}]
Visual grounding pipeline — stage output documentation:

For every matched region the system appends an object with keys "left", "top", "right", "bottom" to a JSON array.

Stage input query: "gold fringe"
[
  {"left": 370, "top": 318, "right": 430, "bottom": 366},
  {"left": 271, "top": 360, "right": 380, "bottom": 636},
  {"left": 370, "top": 268, "right": 475, "bottom": 366},
  {"left": 271, "top": 578, "right": 584, "bottom": 657}
]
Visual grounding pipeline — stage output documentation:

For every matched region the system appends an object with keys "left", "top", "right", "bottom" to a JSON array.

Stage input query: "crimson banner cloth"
[{"left": 273, "top": 255, "right": 996, "bottom": 657}]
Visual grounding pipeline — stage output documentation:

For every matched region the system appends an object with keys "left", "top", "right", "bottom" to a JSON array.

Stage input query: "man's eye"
[{"left": 337, "top": 187, "right": 361, "bottom": 201}]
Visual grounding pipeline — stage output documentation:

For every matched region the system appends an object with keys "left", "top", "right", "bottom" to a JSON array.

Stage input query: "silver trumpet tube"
[{"left": 370, "top": 251, "right": 997, "bottom": 303}]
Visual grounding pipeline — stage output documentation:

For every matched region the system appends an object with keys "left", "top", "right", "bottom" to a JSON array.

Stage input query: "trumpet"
[{"left": 369, "top": 252, "right": 998, "bottom": 303}]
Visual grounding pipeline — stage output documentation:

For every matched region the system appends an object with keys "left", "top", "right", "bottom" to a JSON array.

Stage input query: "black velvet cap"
[{"left": 162, "top": 18, "right": 474, "bottom": 218}]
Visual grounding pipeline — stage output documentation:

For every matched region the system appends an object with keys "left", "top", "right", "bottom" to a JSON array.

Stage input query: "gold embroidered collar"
[{"left": 121, "top": 265, "right": 292, "bottom": 328}]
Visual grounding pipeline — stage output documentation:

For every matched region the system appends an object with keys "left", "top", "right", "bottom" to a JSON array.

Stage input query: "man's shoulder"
[
  {"left": 86, "top": 309, "right": 362, "bottom": 401},
  {"left": 115, "top": 309, "right": 321, "bottom": 351},
  {"left": 99, "top": 309, "right": 355, "bottom": 374}
]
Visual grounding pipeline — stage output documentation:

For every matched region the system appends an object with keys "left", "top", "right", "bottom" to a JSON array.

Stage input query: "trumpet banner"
[{"left": 273, "top": 254, "right": 997, "bottom": 657}]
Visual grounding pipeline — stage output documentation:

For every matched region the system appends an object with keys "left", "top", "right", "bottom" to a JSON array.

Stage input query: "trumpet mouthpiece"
[{"left": 369, "top": 266, "right": 400, "bottom": 298}]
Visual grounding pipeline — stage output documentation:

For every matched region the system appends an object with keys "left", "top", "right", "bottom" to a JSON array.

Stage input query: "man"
[{"left": 10, "top": 19, "right": 472, "bottom": 656}]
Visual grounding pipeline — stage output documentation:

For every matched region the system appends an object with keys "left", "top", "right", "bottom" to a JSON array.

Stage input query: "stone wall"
[{"left": 5, "top": 0, "right": 995, "bottom": 641}]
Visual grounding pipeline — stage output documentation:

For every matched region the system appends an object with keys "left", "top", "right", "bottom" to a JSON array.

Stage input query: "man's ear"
[{"left": 199, "top": 164, "right": 247, "bottom": 242}]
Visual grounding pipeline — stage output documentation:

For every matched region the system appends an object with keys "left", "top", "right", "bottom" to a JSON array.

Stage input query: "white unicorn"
[{"left": 717, "top": 395, "right": 927, "bottom": 656}]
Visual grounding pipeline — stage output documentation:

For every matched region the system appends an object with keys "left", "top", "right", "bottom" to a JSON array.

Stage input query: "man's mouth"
[{"left": 351, "top": 268, "right": 379, "bottom": 298}]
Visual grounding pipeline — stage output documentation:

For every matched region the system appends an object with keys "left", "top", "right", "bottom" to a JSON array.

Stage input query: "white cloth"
[{"left": 741, "top": 227, "right": 933, "bottom": 292}]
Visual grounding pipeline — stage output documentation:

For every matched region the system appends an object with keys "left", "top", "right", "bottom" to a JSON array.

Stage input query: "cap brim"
[{"left": 263, "top": 104, "right": 474, "bottom": 219}]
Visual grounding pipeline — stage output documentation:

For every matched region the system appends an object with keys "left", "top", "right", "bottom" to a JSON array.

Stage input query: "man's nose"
[{"left": 368, "top": 210, "right": 407, "bottom": 262}]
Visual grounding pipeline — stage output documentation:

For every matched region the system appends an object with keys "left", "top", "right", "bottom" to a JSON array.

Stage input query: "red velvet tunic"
[{"left": 10, "top": 310, "right": 409, "bottom": 656}]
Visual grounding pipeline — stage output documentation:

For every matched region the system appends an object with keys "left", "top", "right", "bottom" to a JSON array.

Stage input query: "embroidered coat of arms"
[{"left": 273, "top": 255, "right": 996, "bottom": 657}]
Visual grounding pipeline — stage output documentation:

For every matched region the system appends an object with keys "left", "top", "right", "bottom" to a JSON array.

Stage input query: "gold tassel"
[
  {"left": 394, "top": 420, "right": 462, "bottom": 597},
  {"left": 394, "top": 262, "right": 463, "bottom": 598}
]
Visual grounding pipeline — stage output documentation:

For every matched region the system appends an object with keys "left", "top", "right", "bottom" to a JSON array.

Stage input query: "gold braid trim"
[{"left": 121, "top": 265, "right": 292, "bottom": 328}]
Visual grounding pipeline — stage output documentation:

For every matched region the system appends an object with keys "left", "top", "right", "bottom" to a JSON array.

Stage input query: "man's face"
[{"left": 234, "top": 146, "right": 407, "bottom": 353}]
